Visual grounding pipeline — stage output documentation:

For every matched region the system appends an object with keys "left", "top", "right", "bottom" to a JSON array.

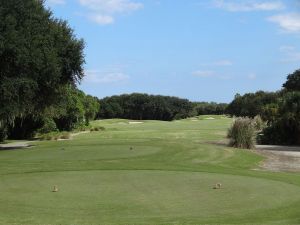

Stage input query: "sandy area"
[
  {"left": 255, "top": 145, "right": 300, "bottom": 172},
  {"left": 0, "top": 141, "right": 35, "bottom": 150},
  {"left": 129, "top": 121, "right": 144, "bottom": 124}
]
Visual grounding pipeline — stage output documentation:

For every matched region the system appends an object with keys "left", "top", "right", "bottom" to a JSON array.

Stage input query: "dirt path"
[{"left": 255, "top": 145, "right": 300, "bottom": 172}]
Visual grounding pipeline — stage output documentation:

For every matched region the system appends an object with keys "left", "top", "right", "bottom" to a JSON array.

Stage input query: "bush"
[
  {"left": 252, "top": 115, "right": 265, "bottom": 131},
  {"left": 39, "top": 131, "right": 71, "bottom": 141},
  {"left": 259, "top": 117, "right": 300, "bottom": 145},
  {"left": 227, "top": 117, "right": 256, "bottom": 149},
  {"left": 259, "top": 92, "right": 300, "bottom": 145},
  {"left": 38, "top": 118, "right": 58, "bottom": 134},
  {"left": 90, "top": 126, "right": 105, "bottom": 132},
  {"left": 59, "top": 132, "right": 71, "bottom": 139},
  {"left": 39, "top": 132, "right": 60, "bottom": 141},
  {"left": 75, "top": 124, "right": 90, "bottom": 131}
]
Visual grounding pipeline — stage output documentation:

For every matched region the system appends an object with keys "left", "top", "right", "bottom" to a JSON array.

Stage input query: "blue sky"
[{"left": 46, "top": 0, "right": 300, "bottom": 102}]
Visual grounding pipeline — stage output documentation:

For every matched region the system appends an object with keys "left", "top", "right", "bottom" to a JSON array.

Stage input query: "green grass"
[{"left": 0, "top": 117, "right": 300, "bottom": 225}]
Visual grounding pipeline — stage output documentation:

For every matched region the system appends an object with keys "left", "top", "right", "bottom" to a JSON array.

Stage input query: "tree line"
[
  {"left": 97, "top": 94, "right": 230, "bottom": 121},
  {"left": 192, "top": 102, "right": 228, "bottom": 116},
  {"left": 97, "top": 93, "right": 194, "bottom": 121}
]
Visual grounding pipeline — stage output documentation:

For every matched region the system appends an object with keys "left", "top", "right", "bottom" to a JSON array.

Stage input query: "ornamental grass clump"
[
  {"left": 90, "top": 126, "right": 105, "bottom": 132},
  {"left": 227, "top": 117, "right": 256, "bottom": 149},
  {"left": 252, "top": 115, "right": 266, "bottom": 131}
]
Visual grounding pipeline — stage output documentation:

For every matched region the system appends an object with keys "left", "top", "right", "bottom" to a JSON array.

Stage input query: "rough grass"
[{"left": 0, "top": 117, "right": 300, "bottom": 225}]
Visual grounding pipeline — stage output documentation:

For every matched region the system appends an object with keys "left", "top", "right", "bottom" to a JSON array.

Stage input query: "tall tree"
[
  {"left": 283, "top": 69, "right": 300, "bottom": 91},
  {"left": 0, "top": 0, "right": 85, "bottom": 141}
]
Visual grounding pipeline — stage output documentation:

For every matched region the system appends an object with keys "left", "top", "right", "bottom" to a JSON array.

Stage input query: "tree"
[
  {"left": 226, "top": 91, "right": 280, "bottom": 118},
  {"left": 53, "top": 87, "right": 85, "bottom": 131},
  {"left": 260, "top": 92, "right": 300, "bottom": 145},
  {"left": 283, "top": 69, "right": 300, "bottom": 91},
  {"left": 83, "top": 95, "right": 100, "bottom": 126},
  {"left": 192, "top": 102, "right": 228, "bottom": 116},
  {"left": 0, "top": 0, "right": 85, "bottom": 141}
]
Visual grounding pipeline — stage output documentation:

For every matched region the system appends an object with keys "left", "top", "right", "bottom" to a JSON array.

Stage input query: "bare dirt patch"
[{"left": 255, "top": 145, "right": 300, "bottom": 172}]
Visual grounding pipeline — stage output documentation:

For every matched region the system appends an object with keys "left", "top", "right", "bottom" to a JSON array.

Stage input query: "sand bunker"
[
  {"left": 204, "top": 117, "right": 215, "bottom": 120},
  {"left": 0, "top": 141, "right": 35, "bottom": 150},
  {"left": 128, "top": 121, "right": 144, "bottom": 124}
]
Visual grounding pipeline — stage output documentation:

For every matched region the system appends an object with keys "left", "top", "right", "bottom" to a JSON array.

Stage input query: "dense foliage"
[
  {"left": 6, "top": 87, "right": 99, "bottom": 139},
  {"left": 53, "top": 87, "right": 99, "bottom": 131},
  {"left": 228, "top": 69, "right": 300, "bottom": 145},
  {"left": 226, "top": 91, "right": 280, "bottom": 118},
  {"left": 259, "top": 91, "right": 300, "bottom": 145},
  {"left": 192, "top": 102, "right": 228, "bottom": 116},
  {"left": 0, "top": 0, "right": 86, "bottom": 141},
  {"left": 97, "top": 93, "right": 193, "bottom": 121},
  {"left": 283, "top": 69, "right": 300, "bottom": 91}
]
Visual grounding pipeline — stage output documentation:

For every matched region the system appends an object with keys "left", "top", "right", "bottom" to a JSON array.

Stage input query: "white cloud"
[
  {"left": 84, "top": 70, "right": 130, "bottom": 83},
  {"left": 279, "top": 45, "right": 300, "bottom": 63},
  {"left": 213, "top": 0, "right": 285, "bottom": 12},
  {"left": 268, "top": 13, "right": 300, "bottom": 33},
  {"left": 88, "top": 14, "right": 114, "bottom": 25},
  {"left": 192, "top": 70, "right": 216, "bottom": 77},
  {"left": 79, "top": 0, "right": 143, "bottom": 13},
  {"left": 79, "top": 0, "right": 143, "bottom": 25},
  {"left": 47, "top": 0, "right": 66, "bottom": 5},
  {"left": 248, "top": 73, "right": 257, "bottom": 80},
  {"left": 279, "top": 45, "right": 295, "bottom": 52}
]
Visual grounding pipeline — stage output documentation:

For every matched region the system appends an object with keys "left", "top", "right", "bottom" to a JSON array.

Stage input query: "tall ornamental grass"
[{"left": 227, "top": 117, "right": 256, "bottom": 149}]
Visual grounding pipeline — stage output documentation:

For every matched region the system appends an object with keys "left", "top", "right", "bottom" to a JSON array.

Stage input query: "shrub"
[
  {"left": 259, "top": 92, "right": 300, "bottom": 145},
  {"left": 38, "top": 118, "right": 58, "bottom": 134},
  {"left": 259, "top": 116, "right": 300, "bottom": 145},
  {"left": 252, "top": 115, "right": 265, "bottom": 131},
  {"left": 39, "top": 131, "right": 71, "bottom": 141},
  {"left": 59, "top": 132, "right": 71, "bottom": 140},
  {"left": 227, "top": 117, "right": 256, "bottom": 149},
  {"left": 39, "top": 132, "right": 60, "bottom": 141},
  {"left": 90, "top": 126, "right": 105, "bottom": 132},
  {"left": 75, "top": 123, "right": 91, "bottom": 132}
]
